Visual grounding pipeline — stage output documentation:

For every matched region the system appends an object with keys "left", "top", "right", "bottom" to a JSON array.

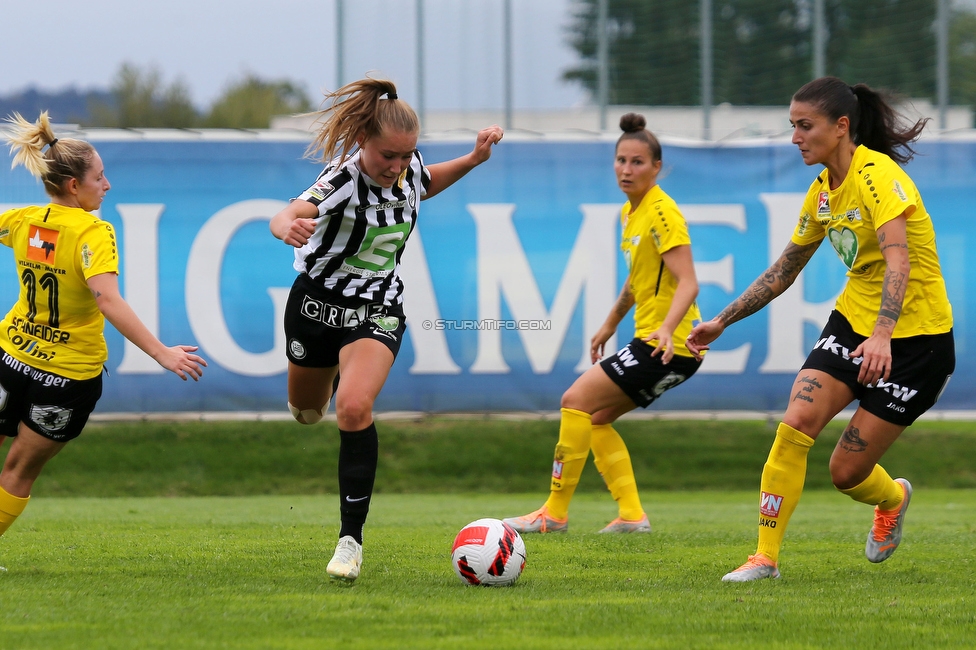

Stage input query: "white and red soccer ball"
[{"left": 451, "top": 518, "right": 526, "bottom": 586}]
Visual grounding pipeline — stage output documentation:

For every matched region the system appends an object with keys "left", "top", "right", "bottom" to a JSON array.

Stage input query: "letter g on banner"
[{"left": 186, "top": 199, "right": 289, "bottom": 376}]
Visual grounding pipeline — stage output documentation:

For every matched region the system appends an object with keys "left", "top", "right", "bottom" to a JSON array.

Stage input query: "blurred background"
[
  {"left": 1, "top": 1, "right": 974, "bottom": 415},
  {"left": 1, "top": 0, "right": 974, "bottom": 138}
]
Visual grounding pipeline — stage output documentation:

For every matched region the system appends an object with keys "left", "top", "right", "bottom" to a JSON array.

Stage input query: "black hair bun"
[{"left": 619, "top": 113, "right": 646, "bottom": 133}]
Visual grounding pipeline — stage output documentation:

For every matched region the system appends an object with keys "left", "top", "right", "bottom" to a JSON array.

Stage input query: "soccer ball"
[{"left": 451, "top": 518, "right": 526, "bottom": 586}]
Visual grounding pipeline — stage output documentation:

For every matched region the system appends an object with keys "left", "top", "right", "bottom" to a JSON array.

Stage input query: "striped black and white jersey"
[{"left": 294, "top": 149, "right": 431, "bottom": 306}]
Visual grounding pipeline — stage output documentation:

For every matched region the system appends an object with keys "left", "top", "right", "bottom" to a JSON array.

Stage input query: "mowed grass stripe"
[
  {"left": 1, "top": 492, "right": 974, "bottom": 649},
  {"left": 33, "top": 418, "right": 976, "bottom": 498}
]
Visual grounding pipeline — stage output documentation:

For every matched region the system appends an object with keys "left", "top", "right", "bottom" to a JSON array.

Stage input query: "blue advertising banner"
[{"left": 0, "top": 134, "right": 972, "bottom": 413}]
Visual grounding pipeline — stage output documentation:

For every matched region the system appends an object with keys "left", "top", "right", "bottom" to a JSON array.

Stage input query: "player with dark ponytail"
[
  {"left": 688, "top": 77, "right": 954, "bottom": 582},
  {"left": 505, "top": 113, "right": 702, "bottom": 535},
  {"left": 270, "top": 77, "right": 502, "bottom": 582}
]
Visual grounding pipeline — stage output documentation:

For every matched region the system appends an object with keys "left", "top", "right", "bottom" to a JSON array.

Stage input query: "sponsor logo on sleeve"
[
  {"left": 892, "top": 180, "right": 908, "bottom": 201},
  {"left": 307, "top": 180, "right": 335, "bottom": 201},
  {"left": 797, "top": 211, "right": 812, "bottom": 236}
]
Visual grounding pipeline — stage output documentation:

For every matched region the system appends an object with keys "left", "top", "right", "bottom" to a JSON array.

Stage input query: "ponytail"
[
  {"left": 850, "top": 83, "right": 927, "bottom": 164},
  {"left": 793, "top": 77, "right": 927, "bottom": 164},
  {"left": 305, "top": 77, "right": 420, "bottom": 166},
  {"left": 4, "top": 111, "right": 97, "bottom": 196}
]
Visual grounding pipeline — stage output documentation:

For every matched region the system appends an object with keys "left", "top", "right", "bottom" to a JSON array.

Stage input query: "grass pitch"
[{"left": 1, "top": 491, "right": 974, "bottom": 649}]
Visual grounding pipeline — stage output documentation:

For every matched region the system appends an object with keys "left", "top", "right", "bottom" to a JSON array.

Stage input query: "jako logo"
[{"left": 760, "top": 491, "right": 784, "bottom": 518}]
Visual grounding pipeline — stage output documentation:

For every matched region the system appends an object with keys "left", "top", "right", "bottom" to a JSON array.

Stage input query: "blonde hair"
[
  {"left": 4, "top": 111, "right": 96, "bottom": 197},
  {"left": 305, "top": 77, "right": 419, "bottom": 166}
]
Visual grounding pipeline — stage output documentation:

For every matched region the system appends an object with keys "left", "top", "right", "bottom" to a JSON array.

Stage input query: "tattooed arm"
[
  {"left": 851, "top": 214, "right": 910, "bottom": 386},
  {"left": 686, "top": 240, "right": 821, "bottom": 356},
  {"left": 590, "top": 278, "right": 636, "bottom": 363}
]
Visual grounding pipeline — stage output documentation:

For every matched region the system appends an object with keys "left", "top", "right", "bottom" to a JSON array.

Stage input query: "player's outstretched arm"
[
  {"left": 424, "top": 125, "right": 504, "bottom": 200},
  {"left": 88, "top": 272, "right": 207, "bottom": 381},
  {"left": 686, "top": 240, "right": 821, "bottom": 357}
]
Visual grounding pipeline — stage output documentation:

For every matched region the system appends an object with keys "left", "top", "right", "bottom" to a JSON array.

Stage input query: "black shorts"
[
  {"left": 0, "top": 349, "right": 103, "bottom": 442},
  {"left": 283, "top": 274, "right": 407, "bottom": 368},
  {"left": 802, "top": 310, "right": 955, "bottom": 426},
  {"left": 600, "top": 338, "right": 701, "bottom": 408}
]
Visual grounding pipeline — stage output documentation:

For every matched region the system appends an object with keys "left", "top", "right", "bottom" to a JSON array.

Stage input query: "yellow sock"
[
  {"left": 0, "top": 485, "right": 30, "bottom": 537},
  {"left": 591, "top": 423, "right": 644, "bottom": 521},
  {"left": 755, "top": 423, "right": 815, "bottom": 563},
  {"left": 839, "top": 464, "right": 904, "bottom": 510},
  {"left": 543, "top": 408, "right": 592, "bottom": 520}
]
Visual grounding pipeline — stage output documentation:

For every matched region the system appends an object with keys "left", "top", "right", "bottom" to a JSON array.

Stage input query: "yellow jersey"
[
  {"left": 0, "top": 204, "right": 119, "bottom": 379},
  {"left": 792, "top": 145, "right": 952, "bottom": 338},
  {"left": 620, "top": 184, "right": 701, "bottom": 357}
]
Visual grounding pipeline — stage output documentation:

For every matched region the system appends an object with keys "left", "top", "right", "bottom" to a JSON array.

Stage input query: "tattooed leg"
[
  {"left": 839, "top": 424, "right": 869, "bottom": 452},
  {"left": 791, "top": 375, "right": 823, "bottom": 404}
]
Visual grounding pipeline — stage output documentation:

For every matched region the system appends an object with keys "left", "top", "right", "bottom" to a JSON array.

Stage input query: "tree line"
[
  {"left": 564, "top": 0, "right": 976, "bottom": 109},
  {"left": 0, "top": 63, "right": 312, "bottom": 129}
]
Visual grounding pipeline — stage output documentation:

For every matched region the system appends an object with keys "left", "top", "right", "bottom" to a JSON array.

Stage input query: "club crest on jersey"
[
  {"left": 27, "top": 226, "right": 58, "bottom": 263},
  {"left": 827, "top": 226, "right": 858, "bottom": 269},
  {"left": 817, "top": 191, "right": 830, "bottom": 217},
  {"left": 760, "top": 491, "right": 784, "bottom": 517},
  {"left": 371, "top": 315, "right": 400, "bottom": 332},
  {"left": 288, "top": 339, "right": 307, "bottom": 359}
]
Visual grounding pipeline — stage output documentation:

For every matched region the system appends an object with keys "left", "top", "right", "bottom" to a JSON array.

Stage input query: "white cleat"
[
  {"left": 327, "top": 536, "right": 363, "bottom": 582},
  {"left": 722, "top": 554, "right": 781, "bottom": 582},
  {"left": 598, "top": 514, "right": 652, "bottom": 534}
]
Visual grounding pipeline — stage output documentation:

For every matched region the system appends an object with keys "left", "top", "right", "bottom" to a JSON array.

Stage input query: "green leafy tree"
[
  {"left": 89, "top": 63, "right": 199, "bottom": 128},
  {"left": 564, "top": 0, "right": 701, "bottom": 105},
  {"left": 564, "top": 0, "right": 968, "bottom": 107},
  {"left": 824, "top": 0, "right": 936, "bottom": 98},
  {"left": 950, "top": 9, "right": 976, "bottom": 108},
  {"left": 204, "top": 75, "right": 312, "bottom": 129},
  {"left": 564, "top": 0, "right": 809, "bottom": 105}
]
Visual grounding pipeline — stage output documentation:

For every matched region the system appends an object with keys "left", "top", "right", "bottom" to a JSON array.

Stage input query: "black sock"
[{"left": 337, "top": 423, "right": 378, "bottom": 545}]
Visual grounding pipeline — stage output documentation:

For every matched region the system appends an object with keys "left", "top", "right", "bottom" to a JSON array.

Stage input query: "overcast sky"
[{"left": 0, "top": 0, "right": 588, "bottom": 111}]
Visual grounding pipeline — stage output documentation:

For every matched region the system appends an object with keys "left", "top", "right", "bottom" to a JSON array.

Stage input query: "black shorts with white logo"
[
  {"left": 802, "top": 310, "right": 955, "bottom": 426},
  {"left": 599, "top": 338, "right": 701, "bottom": 408},
  {"left": 0, "top": 349, "right": 103, "bottom": 442},
  {"left": 283, "top": 274, "right": 407, "bottom": 368}
]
